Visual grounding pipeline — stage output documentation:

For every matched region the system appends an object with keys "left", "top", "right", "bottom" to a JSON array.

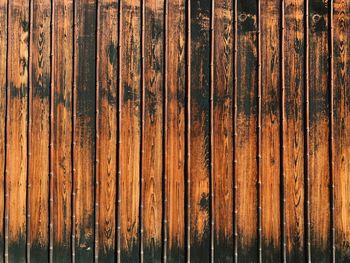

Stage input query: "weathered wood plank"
[
  {"left": 52, "top": 0, "right": 73, "bottom": 260},
  {"left": 190, "top": 0, "right": 210, "bottom": 261},
  {"left": 142, "top": 0, "right": 164, "bottom": 262},
  {"left": 28, "top": 0, "right": 50, "bottom": 259},
  {"left": 334, "top": 0, "right": 350, "bottom": 261},
  {"left": 309, "top": 0, "right": 331, "bottom": 261},
  {"left": 120, "top": 0, "right": 141, "bottom": 261},
  {"left": 284, "top": 0, "right": 305, "bottom": 261},
  {"left": 73, "top": 0, "right": 96, "bottom": 259},
  {"left": 236, "top": 0, "right": 258, "bottom": 261},
  {"left": 260, "top": 0, "right": 281, "bottom": 261},
  {"left": 0, "top": 0, "right": 7, "bottom": 261},
  {"left": 213, "top": 0, "right": 233, "bottom": 261},
  {"left": 5, "top": 0, "right": 29, "bottom": 260},
  {"left": 166, "top": 0, "right": 186, "bottom": 261},
  {"left": 96, "top": 0, "right": 118, "bottom": 261}
]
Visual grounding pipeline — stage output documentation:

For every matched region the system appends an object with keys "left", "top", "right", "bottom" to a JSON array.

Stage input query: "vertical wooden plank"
[
  {"left": 236, "top": 0, "right": 258, "bottom": 261},
  {"left": 212, "top": 0, "right": 234, "bottom": 261},
  {"left": 334, "top": 0, "right": 350, "bottom": 261},
  {"left": 142, "top": 0, "right": 164, "bottom": 261},
  {"left": 120, "top": 0, "right": 140, "bottom": 260},
  {"left": 308, "top": 0, "right": 331, "bottom": 261},
  {"left": 190, "top": 0, "right": 210, "bottom": 261},
  {"left": 28, "top": 0, "right": 50, "bottom": 259},
  {"left": 5, "top": 0, "right": 29, "bottom": 259},
  {"left": 52, "top": 0, "right": 73, "bottom": 260},
  {"left": 166, "top": 0, "right": 186, "bottom": 260},
  {"left": 96, "top": 0, "right": 118, "bottom": 261},
  {"left": 284, "top": 0, "right": 305, "bottom": 261},
  {"left": 0, "top": 0, "right": 7, "bottom": 261},
  {"left": 328, "top": 1, "right": 335, "bottom": 262},
  {"left": 73, "top": 0, "right": 96, "bottom": 259},
  {"left": 260, "top": 0, "right": 281, "bottom": 261}
]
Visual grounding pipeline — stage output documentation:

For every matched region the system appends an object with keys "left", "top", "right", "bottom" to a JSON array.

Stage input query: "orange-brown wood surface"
[
  {"left": 28, "top": 0, "right": 50, "bottom": 260},
  {"left": 260, "top": 0, "right": 281, "bottom": 261},
  {"left": 52, "top": 0, "right": 73, "bottom": 260},
  {"left": 190, "top": 0, "right": 210, "bottom": 261},
  {"left": 120, "top": 0, "right": 141, "bottom": 261},
  {"left": 166, "top": 0, "right": 186, "bottom": 261},
  {"left": 236, "top": 0, "right": 258, "bottom": 261},
  {"left": 142, "top": 0, "right": 164, "bottom": 262},
  {"left": 6, "top": 0, "right": 29, "bottom": 261},
  {"left": 96, "top": 0, "right": 118, "bottom": 261},
  {"left": 284, "top": 0, "right": 305, "bottom": 261},
  {"left": 309, "top": 0, "right": 331, "bottom": 262},
  {"left": 334, "top": 0, "right": 350, "bottom": 262},
  {"left": 73, "top": 0, "right": 96, "bottom": 259},
  {"left": 213, "top": 0, "right": 233, "bottom": 261},
  {"left": 0, "top": 0, "right": 349, "bottom": 262},
  {"left": 0, "top": 0, "right": 6, "bottom": 261}
]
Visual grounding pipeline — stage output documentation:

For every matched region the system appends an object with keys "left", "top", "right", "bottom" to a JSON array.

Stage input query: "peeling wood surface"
[{"left": 0, "top": 0, "right": 349, "bottom": 262}]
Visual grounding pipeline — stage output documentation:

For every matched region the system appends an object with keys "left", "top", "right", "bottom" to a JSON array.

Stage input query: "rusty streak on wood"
[
  {"left": 280, "top": 0, "right": 286, "bottom": 261},
  {"left": 94, "top": 0, "right": 100, "bottom": 260},
  {"left": 0, "top": 0, "right": 7, "bottom": 260},
  {"left": 304, "top": 0, "right": 311, "bottom": 260},
  {"left": 257, "top": 0, "right": 262, "bottom": 261},
  {"left": 117, "top": 0, "right": 122, "bottom": 261},
  {"left": 49, "top": 0, "right": 55, "bottom": 260},
  {"left": 4, "top": 0, "right": 10, "bottom": 260},
  {"left": 162, "top": 0, "right": 168, "bottom": 261},
  {"left": 328, "top": 1, "right": 335, "bottom": 262},
  {"left": 140, "top": 0, "right": 144, "bottom": 260},
  {"left": 72, "top": 0, "right": 77, "bottom": 260},
  {"left": 209, "top": 0, "right": 214, "bottom": 261},
  {"left": 233, "top": 0, "right": 238, "bottom": 260},
  {"left": 185, "top": 0, "right": 190, "bottom": 261}
]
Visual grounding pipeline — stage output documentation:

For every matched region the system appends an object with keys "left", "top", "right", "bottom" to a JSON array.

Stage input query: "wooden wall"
[{"left": 0, "top": 0, "right": 349, "bottom": 262}]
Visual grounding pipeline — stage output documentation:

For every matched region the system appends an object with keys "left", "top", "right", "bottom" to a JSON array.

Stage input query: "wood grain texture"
[
  {"left": 28, "top": 0, "right": 50, "bottom": 259},
  {"left": 2, "top": 0, "right": 350, "bottom": 261},
  {"left": 120, "top": 0, "right": 141, "bottom": 261},
  {"left": 284, "top": 0, "right": 305, "bottom": 261},
  {"left": 236, "top": 0, "right": 258, "bottom": 261},
  {"left": 52, "top": 0, "right": 73, "bottom": 260},
  {"left": 260, "top": 0, "right": 281, "bottom": 261},
  {"left": 142, "top": 0, "right": 164, "bottom": 262},
  {"left": 0, "top": 0, "right": 7, "bottom": 261},
  {"left": 96, "top": 0, "right": 118, "bottom": 261},
  {"left": 334, "top": 0, "right": 350, "bottom": 261},
  {"left": 166, "top": 0, "right": 186, "bottom": 261},
  {"left": 6, "top": 0, "right": 29, "bottom": 260},
  {"left": 73, "top": 0, "right": 96, "bottom": 259},
  {"left": 309, "top": 0, "right": 331, "bottom": 261},
  {"left": 213, "top": 0, "right": 234, "bottom": 261},
  {"left": 190, "top": 0, "right": 210, "bottom": 261}
]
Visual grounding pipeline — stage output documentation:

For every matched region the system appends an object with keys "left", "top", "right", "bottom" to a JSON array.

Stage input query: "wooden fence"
[{"left": 0, "top": 0, "right": 349, "bottom": 262}]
